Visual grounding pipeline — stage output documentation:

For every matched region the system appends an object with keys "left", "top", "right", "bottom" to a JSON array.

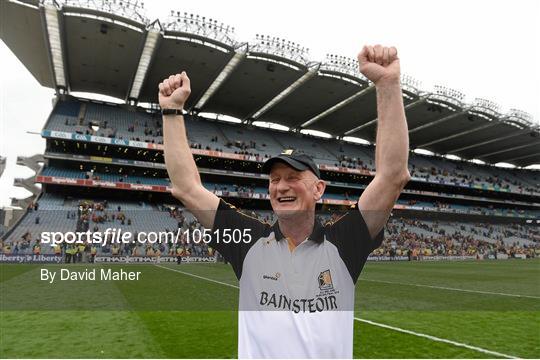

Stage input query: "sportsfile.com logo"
[{"left": 262, "top": 272, "right": 281, "bottom": 281}]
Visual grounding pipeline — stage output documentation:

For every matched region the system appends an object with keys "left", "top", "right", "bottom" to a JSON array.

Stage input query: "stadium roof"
[
  {"left": 0, "top": 156, "right": 6, "bottom": 178},
  {"left": 1, "top": 0, "right": 539, "bottom": 166}
]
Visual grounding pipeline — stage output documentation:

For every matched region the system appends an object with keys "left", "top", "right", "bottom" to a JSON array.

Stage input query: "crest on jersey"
[{"left": 318, "top": 269, "right": 334, "bottom": 291}]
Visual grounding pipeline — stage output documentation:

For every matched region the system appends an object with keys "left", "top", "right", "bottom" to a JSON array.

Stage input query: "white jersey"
[{"left": 211, "top": 199, "right": 383, "bottom": 358}]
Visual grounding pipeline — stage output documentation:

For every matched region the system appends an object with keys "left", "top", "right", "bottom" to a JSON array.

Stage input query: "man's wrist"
[
  {"left": 161, "top": 108, "right": 184, "bottom": 116},
  {"left": 374, "top": 77, "right": 401, "bottom": 89}
]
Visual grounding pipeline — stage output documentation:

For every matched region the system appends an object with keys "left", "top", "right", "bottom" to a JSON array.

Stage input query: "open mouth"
[{"left": 277, "top": 196, "right": 296, "bottom": 203}]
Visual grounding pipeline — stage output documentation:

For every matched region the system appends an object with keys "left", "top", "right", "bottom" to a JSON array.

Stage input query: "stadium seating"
[
  {"left": 43, "top": 99, "right": 539, "bottom": 195},
  {"left": 380, "top": 217, "right": 538, "bottom": 259},
  {"left": 2, "top": 194, "right": 537, "bottom": 259},
  {"left": 41, "top": 167, "right": 171, "bottom": 186},
  {"left": 3, "top": 97, "right": 532, "bottom": 261},
  {"left": 38, "top": 166, "right": 540, "bottom": 218},
  {"left": 2, "top": 193, "right": 210, "bottom": 257},
  {"left": 217, "top": 122, "right": 284, "bottom": 157}
]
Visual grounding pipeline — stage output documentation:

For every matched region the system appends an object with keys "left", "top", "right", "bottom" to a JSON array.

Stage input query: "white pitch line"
[
  {"left": 354, "top": 317, "right": 518, "bottom": 359},
  {"left": 155, "top": 264, "right": 239, "bottom": 289},
  {"left": 361, "top": 278, "right": 540, "bottom": 299},
  {"left": 155, "top": 264, "right": 519, "bottom": 359}
]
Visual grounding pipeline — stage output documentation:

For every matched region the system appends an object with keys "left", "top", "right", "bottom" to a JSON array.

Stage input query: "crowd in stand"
[
  {"left": 76, "top": 201, "right": 213, "bottom": 259},
  {"left": 72, "top": 167, "right": 535, "bottom": 217},
  {"left": 212, "top": 184, "right": 257, "bottom": 196},
  {"left": 0, "top": 199, "right": 215, "bottom": 261},
  {"left": 336, "top": 155, "right": 374, "bottom": 171},
  {"left": 1, "top": 205, "right": 538, "bottom": 260},
  {"left": 373, "top": 218, "right": 540, "bottom": 259},
  {"left": 7, "top": 106, "right": 537, "bottom": 262},
  {"left": 408, "top": 164, "right": 537, "bottom": 194},
  {"left": 224, "top": 139, "right": 270, "bottom": 158},
  {"left": 249, "top": 210, "right": 539, "bottom": 259},
  {"left": 68, "top": 116, "right": 165, "bottom": 144},
  {"left": 56, "top": 111, "right": 539, "bottom": 194},
  {"left": 1, "top": 231, "right": 38, "bottom": 255},
  {"left": 191, "top": 137, "right": 269, "bottom": 159},
  {"left": 75, "top": 200, "right": 132, "bottom": 228},
  {"left": 3, "top": 201, "right": 43, "bottom": 255},
  {"left": 189, "top": 141, "right": 225, "bottom": 153}
]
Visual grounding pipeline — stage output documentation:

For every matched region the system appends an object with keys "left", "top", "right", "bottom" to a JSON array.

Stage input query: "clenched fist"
[
  {"left": 358, "top": 45, "right": 400, "bottom": 86},
  {"left": 158, "top": 71, "right": 191, "bottom": 110}
]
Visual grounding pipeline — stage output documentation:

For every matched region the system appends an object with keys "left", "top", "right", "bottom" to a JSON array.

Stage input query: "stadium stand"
[
  {"left": 2, "top": 193, "right": 537, "bottom": 259},
  {"left": 35, "top": 165, "right": 540, "bottom": 218},
  {"left": 1, "top": 0, "right": 538, "bottom": 264},
  {"left": 41, "top": 166, "right": 170, "bottom": 186},
  {"left": 1, "top": 95, "right": 534, "bottom": 262},
  {"left": 43, "top": 99, "right": 539, "bottom": 195},
  {"left": 2, "top": 193, "right": 213, "bottom": 258},
  {"left": 380, "top": 217, "right": 539, "bottom": 259}
]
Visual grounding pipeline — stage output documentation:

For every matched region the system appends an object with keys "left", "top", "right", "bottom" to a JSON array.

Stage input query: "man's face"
[{"left": 268, "top": 162, "right": 325, "bottom": 219}]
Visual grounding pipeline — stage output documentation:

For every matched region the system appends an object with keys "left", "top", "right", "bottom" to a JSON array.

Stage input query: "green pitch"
[{"left": 1, "top": 260, "right": 539, "bottom": 358}]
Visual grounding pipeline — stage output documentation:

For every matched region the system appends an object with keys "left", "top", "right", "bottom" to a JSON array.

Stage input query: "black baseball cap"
[{"left": 262, "top": 149, "right": 321, "bottom": 178}]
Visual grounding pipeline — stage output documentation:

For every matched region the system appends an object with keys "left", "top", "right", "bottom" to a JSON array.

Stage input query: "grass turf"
[{"left": 1, "top": 259, "right": 538, "bottom": 358}]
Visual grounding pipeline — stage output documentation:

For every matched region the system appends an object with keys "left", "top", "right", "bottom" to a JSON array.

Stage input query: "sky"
[{"left": 1, "top": 0, "right": 539, "bottom": 207}]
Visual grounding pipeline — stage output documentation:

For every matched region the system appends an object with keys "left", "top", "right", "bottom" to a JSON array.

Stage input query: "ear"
[{"left": 313, "top": 180, "right": 326, "bottom": 201}]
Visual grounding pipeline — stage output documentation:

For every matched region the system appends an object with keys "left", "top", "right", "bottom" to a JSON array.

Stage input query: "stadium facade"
[{"left": 0, "top": 0, "right": 539, "bottom": 261}]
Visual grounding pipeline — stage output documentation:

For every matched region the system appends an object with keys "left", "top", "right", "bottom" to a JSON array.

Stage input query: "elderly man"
[{"left": 159, "top": 44, "right": 410, "bottom": 358}]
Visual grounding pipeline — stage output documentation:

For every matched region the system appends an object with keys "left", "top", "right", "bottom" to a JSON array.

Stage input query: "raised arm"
[
  {"left": 357, "top": 45, "right": 411, "bottom": 239},
  {"left": 159, "top": 72, "right": 219, "bottom": 228}
]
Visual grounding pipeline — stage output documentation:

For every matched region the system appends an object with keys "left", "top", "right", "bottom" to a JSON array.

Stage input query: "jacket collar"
[{"left": 271, "top": 218, "right": 324, "bottom": 244}]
